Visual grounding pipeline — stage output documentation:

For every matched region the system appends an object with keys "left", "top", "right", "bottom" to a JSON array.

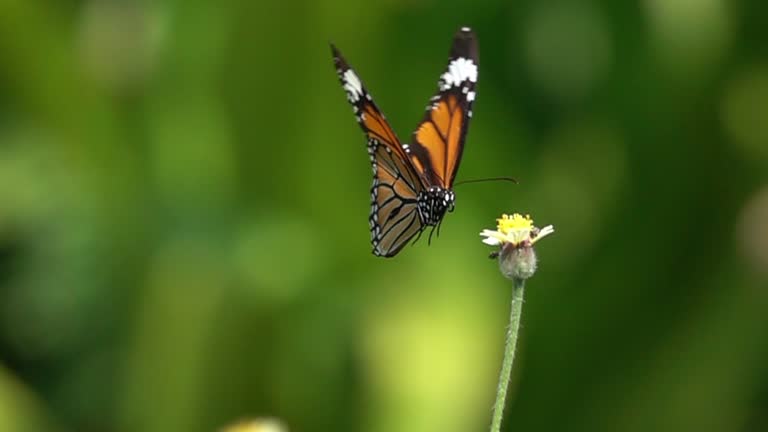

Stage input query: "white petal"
[
  {"left": 482, "top": 237, "right": 501, "bottom": 246},
  {"left": 532, "top": 225, "right": 555, "bottom": 243}
]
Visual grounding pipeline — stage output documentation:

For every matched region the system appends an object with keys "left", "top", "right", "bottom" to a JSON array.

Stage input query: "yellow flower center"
[
  {"left": 494, "top": 213, "right": 535, "bottom": 246},
  {"left": 496, "top": 213, "right": 533, "bottom": 234}
]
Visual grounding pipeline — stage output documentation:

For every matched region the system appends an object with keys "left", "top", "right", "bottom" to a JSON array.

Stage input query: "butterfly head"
[{"left": 418, "top": 187, "right": 455, "bottom": 226}]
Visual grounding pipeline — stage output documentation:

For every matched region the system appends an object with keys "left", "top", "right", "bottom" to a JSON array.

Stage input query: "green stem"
[{"left": 489, "top": 278, "right": 526, "bottom": 432}]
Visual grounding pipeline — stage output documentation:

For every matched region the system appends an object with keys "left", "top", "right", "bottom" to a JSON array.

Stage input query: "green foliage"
[{"left": 1, "top": 1, "right": 767, "bottom": 431}]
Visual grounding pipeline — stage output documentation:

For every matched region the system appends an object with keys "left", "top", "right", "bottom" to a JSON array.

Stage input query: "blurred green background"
[{"left": 1, "top": 0, "right": 768, "bottom": 431}]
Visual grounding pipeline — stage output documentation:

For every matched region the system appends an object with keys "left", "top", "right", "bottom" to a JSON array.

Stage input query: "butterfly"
[{"left": 331, "top": 27, "right": 478, "bottom": 257}]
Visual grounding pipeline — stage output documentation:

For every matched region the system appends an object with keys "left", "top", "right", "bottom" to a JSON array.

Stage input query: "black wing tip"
[
  {"left": 329, "top": 42, "right": 341, "bottom": 60},
  {"left": 452, "top": 26, "right": 478, "bottom": 61},
  {"left": 330, "top": 43, "right": 349, "bottom": 70}
]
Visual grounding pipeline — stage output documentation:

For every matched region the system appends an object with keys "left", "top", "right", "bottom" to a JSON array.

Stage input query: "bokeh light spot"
[
  {"left": 737, "top": 185, "right": 768, "bottom": 278},
  {"left": 232, "top": 214, "right": 318, "bottom": 304},
  {"left": 533, "top": 122, "right": 627, "bottom": 258},
  {"left": 645, "top": 0, "right": 732, "bottom": 76},
  {"left": 722, "top": 64, "right": 768, "bottom": 162},
  {"left": 78, "top": 0, "right": 166, "bottom": 90},
  {"left": 523, "top": 2, "right": 612, "bottom": 101}
]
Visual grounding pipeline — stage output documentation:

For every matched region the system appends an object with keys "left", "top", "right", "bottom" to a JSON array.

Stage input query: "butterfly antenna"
[{"left": 454, "top": 176, "right": 518, "bottom": 187}]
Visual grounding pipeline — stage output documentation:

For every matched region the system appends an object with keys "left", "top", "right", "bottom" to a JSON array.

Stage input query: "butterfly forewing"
[
  {"left": 331, "top": 45, "right": 425, "bottom": 257},
  {"left": 409, "top": 28, "right": 478, "bottom": 188}
]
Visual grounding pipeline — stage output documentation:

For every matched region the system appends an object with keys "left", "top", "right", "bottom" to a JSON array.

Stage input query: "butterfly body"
[
  {"left": 417, "top": 186, "right": 455, "bottom": 226},
  {"left": 332, "top": 27, "right": 478, "bottom": 257}
]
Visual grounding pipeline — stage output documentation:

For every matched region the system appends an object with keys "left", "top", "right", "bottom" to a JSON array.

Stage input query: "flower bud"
[{"left": 498, "top": 243, "right": 538, "bottom": 281}]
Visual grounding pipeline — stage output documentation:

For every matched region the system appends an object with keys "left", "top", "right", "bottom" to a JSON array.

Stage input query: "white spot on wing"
[
  {"left": 440, "top": 57, "right": 478, "bottom": 90},
  {"left": 343, "top": 69, "right": 363, "bottom": 102},
  {"left": 467, "top": 91, "right": 475, "bottom": 102}
]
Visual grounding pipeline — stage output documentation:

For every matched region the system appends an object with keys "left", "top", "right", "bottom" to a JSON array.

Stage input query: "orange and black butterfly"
[{"left": 331, "top": 27, "right": 478, "bottom": 257}]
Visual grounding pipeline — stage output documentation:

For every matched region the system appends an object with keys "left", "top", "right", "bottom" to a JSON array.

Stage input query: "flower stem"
[{"left": 489, "top": 278, "right": 525, "bottom": 432}]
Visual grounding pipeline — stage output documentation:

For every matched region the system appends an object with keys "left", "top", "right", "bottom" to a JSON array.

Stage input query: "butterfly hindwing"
[{"left": 369, "top": 137, "right": 435, "bottom": 256}]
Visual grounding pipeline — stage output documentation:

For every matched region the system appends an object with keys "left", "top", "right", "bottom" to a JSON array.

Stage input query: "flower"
[
  {"left": 220, "top": 419, "right": 287, "bottom": 432},
  {"left": 480, "top": 213, "right": 554, "bottom": 281},
  {"left": 480, "top": 213, "right": 554, "bottom": 248}
]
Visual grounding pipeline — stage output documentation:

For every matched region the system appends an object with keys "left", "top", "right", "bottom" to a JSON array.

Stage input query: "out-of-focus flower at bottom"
[
  {"left": 480, "top": 213, "right": 554, "bottom": 281},
  {"left": 738, "top": 185, "right": 768, "bottom": 277},
  {"left": 220, "top": 418, "right": 287, "bottom": 432}
]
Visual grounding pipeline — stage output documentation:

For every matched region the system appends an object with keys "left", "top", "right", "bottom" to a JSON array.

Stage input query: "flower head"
[
  {"left": 220, "top": 419, "right": 286, "bottom": 432},
  {"left": 480, "top": 213, "right": 554, "bottom": 281},
  {"left": 480, "top": 213, "right": 554, "bottom": 248}
]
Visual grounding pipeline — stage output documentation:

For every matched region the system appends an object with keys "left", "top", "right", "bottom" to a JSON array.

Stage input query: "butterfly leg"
[
  {"left": 427, "top": 225, "right": 438, "bottom": 245},
  {"left": 411, "top": 227, "right": 426, "bottom": 246}
]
